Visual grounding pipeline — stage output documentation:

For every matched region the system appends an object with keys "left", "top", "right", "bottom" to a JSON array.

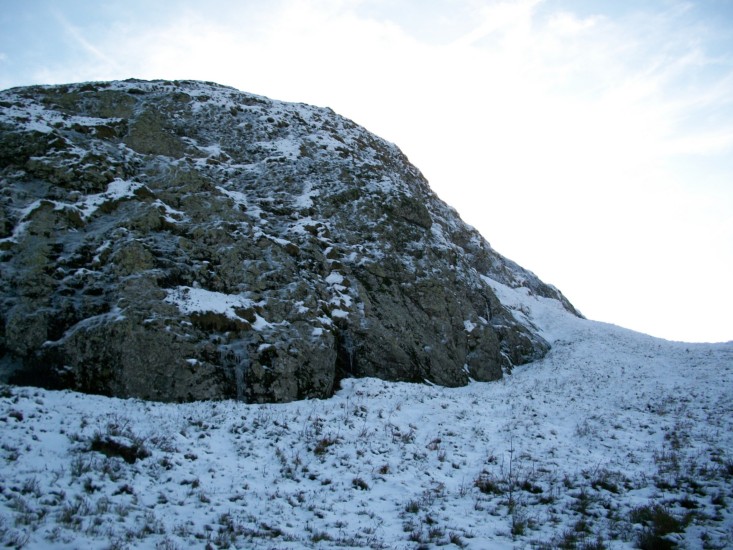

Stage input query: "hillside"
[
  {"left": 1, "top": 282, "right": 731, "bottom": 549},
  {"left": 1, "top": 79, "right": 576, "bottom": 403}
]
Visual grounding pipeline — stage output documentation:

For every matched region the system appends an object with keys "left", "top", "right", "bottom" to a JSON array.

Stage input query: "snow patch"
[
  {"left": 325, "top": 272, "right": 344, "bottom": 285},
  {"left": 164, "top": 286, "right": 271, "bottom": 330},
  {"left": 75, "top": 179, "right": 144, "bottom": 219}
]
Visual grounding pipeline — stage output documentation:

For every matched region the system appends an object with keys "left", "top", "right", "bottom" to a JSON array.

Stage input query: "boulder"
[{"left": 0, "top": 79, "right": 579, "bottom": 403}]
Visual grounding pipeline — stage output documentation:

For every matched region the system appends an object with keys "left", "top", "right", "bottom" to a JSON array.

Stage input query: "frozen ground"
[{"left": 1, "top": 282, "right": 731, "bottom": 549}]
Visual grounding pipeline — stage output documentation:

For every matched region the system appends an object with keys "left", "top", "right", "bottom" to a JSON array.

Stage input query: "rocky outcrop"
[{"left": 0, "top": 79, "right": 579, "bottom": 403}]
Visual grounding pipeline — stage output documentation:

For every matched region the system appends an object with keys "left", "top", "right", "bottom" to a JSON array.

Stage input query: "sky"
[{"left": 1, "top": 0, "right": 732, "bottom": 343}]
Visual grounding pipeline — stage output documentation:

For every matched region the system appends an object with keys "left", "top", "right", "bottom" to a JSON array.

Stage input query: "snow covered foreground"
[{"left": 1, "top": 283, "right": 732, "bottom": 549}]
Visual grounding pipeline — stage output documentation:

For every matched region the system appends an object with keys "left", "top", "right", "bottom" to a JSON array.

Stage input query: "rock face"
[{"left": 0, "top": 79, "right": 580, "bottom": 403}]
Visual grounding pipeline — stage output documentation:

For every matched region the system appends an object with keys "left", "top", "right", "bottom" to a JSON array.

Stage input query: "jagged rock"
[{"left": 0, "top": 79, "right": 580, "bottom": 403}]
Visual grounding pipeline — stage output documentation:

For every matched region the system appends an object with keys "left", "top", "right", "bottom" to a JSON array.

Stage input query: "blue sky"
[{"left": 1, "top": 0, "right": 732, "bottom": 342}]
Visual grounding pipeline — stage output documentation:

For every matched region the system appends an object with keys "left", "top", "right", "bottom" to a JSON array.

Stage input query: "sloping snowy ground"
[{"left": 1, "top": 284, "right": 731, "bottom": 549}]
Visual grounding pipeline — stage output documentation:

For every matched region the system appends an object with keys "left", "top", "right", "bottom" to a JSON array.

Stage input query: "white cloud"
[{"left": 52, "top": 10, "right": 119, "bottom": 69}]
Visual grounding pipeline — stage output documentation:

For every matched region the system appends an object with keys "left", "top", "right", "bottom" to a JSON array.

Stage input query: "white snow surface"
[
  {"left": 75, "top": 179, "right": 143, "bottom": 219},
  {"left": 164, "top": 287, "right": 270, "bottom": 330},
  {"left": 1, "top": 284, "right": 732, "bottom": 548},
  {"left": 164, "top": 286, "right": 256, "bottom": 320}
]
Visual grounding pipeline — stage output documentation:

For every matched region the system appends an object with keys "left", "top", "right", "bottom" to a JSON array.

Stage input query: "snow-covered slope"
[{"left": 1, "top": 284, "right": 731, "bottom": 549}]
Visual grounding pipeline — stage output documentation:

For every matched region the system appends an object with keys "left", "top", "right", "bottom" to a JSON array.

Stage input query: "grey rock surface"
[{"left": 0, "top": 79, "right": 580, "bottom": 403}]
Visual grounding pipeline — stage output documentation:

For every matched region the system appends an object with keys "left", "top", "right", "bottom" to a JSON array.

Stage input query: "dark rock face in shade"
[{"left": 0, "top": 79, "right": 580, "bottom": 403}]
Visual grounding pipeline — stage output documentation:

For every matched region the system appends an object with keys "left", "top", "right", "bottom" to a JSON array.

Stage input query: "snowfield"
[{"left": 1, "top": 283, "right": 731, "bottom": 549}]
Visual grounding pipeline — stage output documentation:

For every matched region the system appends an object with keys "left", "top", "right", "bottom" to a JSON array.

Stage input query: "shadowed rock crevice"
[{"left": 0, "top": 79, "right": 579, "bottom": 403}]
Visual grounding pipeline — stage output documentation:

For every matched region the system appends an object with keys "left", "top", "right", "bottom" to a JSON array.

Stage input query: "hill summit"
[{"left": 0, "top": 79, "right": 578, "bottom": 403}]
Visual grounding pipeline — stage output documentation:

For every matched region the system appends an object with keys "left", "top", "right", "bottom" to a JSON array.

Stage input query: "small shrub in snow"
[
  {"left": 4, "top": 529, "right": 30, "bottom": 549},
  {"left": 629, "top": 503, "right": 685, "bottom": 549},
  {"left": 112, "top": 483, "right": 134, "bottom": 496},
  {"left": 573, "top": 518, "right": 591, "bottom": 535},
  {"left": 20, "top": 477, "right": 40, "bottom": 497},
  {"left": 2, "top": 443, "right": 20, "bottom": 462},
  {"left": 82, "top": 476, "right": 100, "bottom": 494},
  {"left": 58, "top": 496, "right": 91, "bottom": 528},
  {"left": 404, "top": 500, "right": 420, "bottom": 513},
  {"left": 449, "top": 531, "right": 466, "bottom": 547},
  {"left": 711, "top": 490, "right": 726, "bottom": 508},
  {"left": 94, "top": 496, "right": 110, "bottom": 515},
  {"left": 352, "top": 477, "right": 369, "bottom": 490},
  {"left": 580, "top": 537, "right": 607, "bottom": 550},
  {"left": 678, "top": 495, "right": 698, "bottom": 510},
  {"left": 100, "top": 457, "right": 125, "bottom": 482},
  {"left": 474, "top": 472, "right": 504, "bottom": 495},
  {"left": 156, "top": 537, "right": 180, "bottom": 550},
  {"left": 589, "top": 469, "right": 626, "bottom": 494},
  {"left": 510, "top": 514, "right": 526, "bottom": 536},
  {"left": 313, "top": 436, "right": 337, "bottom": 455},
  {"left": 407, "top": 529, "right": 424, "bottom": 544},
  {"left": 574, "top": 418, "right": 598, "bottom": 438},
  {"left": 70, "top": 455, "right": 94, "bottom": 478},
  {"left": 540, "top": 528, "right": 607, "bottom": 550},
  {"left": 89, "top": 432, "right": 150, "bottom": 464},
  {"left": 138, "top": 510, "right": 165, "bottom": 537},
  {"left": 428, "top": 525, "right": 445, "bottom": 541},
  {"left": 520, "top": 479, "right": 543, "bottom": 494},
  {"left": 310, "top": 530, "right": 333, "bottom": 542}
]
